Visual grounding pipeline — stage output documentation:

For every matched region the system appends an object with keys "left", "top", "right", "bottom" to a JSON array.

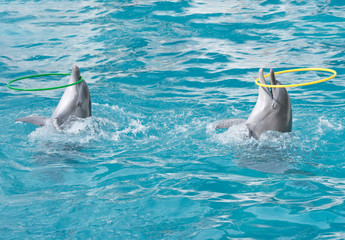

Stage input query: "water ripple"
[{"left": 1, "top": 0, "right": 345, "bottom": 239}]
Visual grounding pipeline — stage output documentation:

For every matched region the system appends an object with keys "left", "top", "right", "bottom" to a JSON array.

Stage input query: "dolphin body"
[
  {"left": 16, "top": 65, "right": 91, "bottom": 128},
  {"left": 215, "top": 68, "right": 292, "bottom": 139}
]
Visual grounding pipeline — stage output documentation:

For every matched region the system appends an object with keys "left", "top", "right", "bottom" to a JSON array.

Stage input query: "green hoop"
[{"left": 7, "top": 73, "right": 83, "bottom": 91}]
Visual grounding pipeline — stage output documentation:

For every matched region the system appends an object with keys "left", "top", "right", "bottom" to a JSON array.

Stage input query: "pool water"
[{"left": 1, "top": 0, "right": 345, "bottom": 239}]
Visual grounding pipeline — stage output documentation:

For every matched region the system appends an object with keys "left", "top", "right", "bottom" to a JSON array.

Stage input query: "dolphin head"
[
  {"left": 246, "top": 68, "right": 292, "bottom": 139},
  {"left": 69, "top": 65, "right": 92, "bottom": 119},
  {"left": 51, "top": 65, "right": 91, "bottom": 126}
]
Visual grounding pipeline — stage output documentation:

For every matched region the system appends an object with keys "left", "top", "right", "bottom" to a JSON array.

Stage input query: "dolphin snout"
[
  {"left": 258, "top": 68, "right": 273, "bottom": 98},
  {"left": 72, "top": 65, "right": 80, "bottom": 75},
  {"left": 70, "top": 65, "right": 81, "bottom": 83}
]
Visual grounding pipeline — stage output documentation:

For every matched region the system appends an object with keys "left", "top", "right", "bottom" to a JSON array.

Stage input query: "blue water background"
[{"left": 1, "top": 0, "right": 345, "bottom": 239}]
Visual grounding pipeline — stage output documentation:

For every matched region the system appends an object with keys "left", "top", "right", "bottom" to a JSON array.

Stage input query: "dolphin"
[
  {"left": 215, "top": 68, "right": 292, "bottom": 139},
  {"left": 16, "top": 65, "right": 91, "bottom": 128}
]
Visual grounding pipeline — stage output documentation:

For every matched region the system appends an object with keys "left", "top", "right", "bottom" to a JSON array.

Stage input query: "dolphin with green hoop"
[
  {"left": 215, "top": 68, "right": 292, "bottom": 139},
  {"left": 16, "top": 65, "right": 91, "bottom": 128}
]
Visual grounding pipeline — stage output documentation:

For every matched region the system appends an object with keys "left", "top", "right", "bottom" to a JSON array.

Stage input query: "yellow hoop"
[{"left": 255, "top": 68, "right": 337, "bottom": 88}]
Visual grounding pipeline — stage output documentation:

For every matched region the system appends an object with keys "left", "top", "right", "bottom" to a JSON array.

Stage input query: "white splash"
[{"left": 317, "top": 116, "right": 343, "bottom": 135}]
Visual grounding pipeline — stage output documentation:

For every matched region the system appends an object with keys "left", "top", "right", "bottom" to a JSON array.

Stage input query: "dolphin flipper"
[
  {"left": 214, "top": 119, "right": 246, "bottom": 129},
  {"left": 16, "top": 116, "right": 50, "bottom": 126}
]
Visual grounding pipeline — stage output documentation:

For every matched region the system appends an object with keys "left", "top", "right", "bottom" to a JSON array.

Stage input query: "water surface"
[{"left": 1, "top": 0, "right": 345, "bottom": 239}]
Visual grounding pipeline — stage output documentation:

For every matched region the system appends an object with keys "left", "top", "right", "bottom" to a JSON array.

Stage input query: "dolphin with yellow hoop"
[
  {"left": 215, "top": 68, "right": 292, "bottom": 139},
  {"left": 15, "top": 65, "right": 91, "bottom": 128}
]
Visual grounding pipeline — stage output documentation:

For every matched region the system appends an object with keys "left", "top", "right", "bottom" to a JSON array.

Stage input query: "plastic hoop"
[
  {"left": 255, "top": 68, "right": 337, "bottom": 88},
  {"left": 7, "top": 73, "right": 83, "bottom": 91}
]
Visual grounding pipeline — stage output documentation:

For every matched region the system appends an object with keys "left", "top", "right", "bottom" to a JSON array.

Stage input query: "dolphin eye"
[
  {"left": 77, "top": 101, "right": 82, "bottom": 107},
  {"left": 271, "top": 99, "right": 280, "bottom": 111}
]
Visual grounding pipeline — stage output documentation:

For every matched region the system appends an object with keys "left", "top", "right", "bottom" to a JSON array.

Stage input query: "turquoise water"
[{"left": 1, "top": 0, "right": 345, "bottom": 239}]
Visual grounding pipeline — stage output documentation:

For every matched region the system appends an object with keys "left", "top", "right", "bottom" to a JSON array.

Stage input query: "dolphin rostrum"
[
  {"left": 215, "top": 68, "right": 292, "bottom": 139},
  {"left": 16, "top": 65, "right": 91, "bottom": 128}
]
